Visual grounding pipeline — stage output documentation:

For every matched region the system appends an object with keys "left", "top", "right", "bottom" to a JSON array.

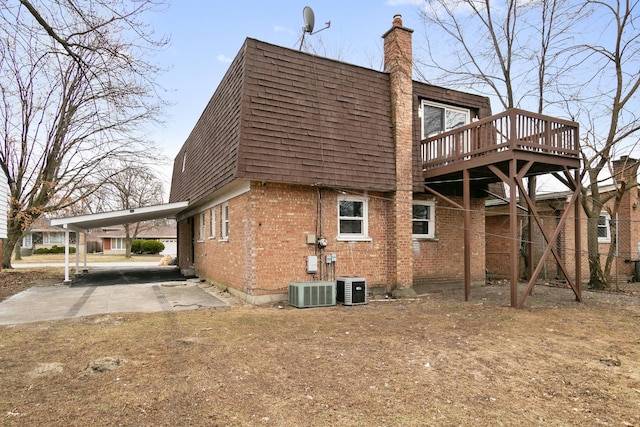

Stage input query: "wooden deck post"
[
  {"left": 463, "top": 168, "right": 471, "bottom": 300},
  {"left": 510, "top": 159, "right": 519, "bottom": 307},
  {"left": 575, "top": 168, "right": 582, "bottom": 301}
]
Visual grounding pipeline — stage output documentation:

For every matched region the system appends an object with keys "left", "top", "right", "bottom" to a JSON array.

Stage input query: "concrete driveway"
[{"left": 0, "top": 265, "right": 227, "bottom": 325}]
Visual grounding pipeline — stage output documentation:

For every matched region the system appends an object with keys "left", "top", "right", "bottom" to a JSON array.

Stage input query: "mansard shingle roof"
[
  {"left": 170, "top": 38, "right": 395, "bottom": 203},
  {"left": 169, "top": 38, "right": 492, "bottom": 204}
]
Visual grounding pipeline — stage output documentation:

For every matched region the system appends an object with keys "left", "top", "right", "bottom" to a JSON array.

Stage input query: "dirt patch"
[
  {"left": 0, "top": 268, "right": 64, "bottom": 302},
  {"left": 0, "top": 271, "right": 639, "bottom": 426}
]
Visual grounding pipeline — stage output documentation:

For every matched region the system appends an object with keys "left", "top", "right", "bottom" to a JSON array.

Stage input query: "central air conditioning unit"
[
  {"left": 288, "top": 282, "right": 336, "bottom": 308},
  {"left": 336, "top": 276, "right": 366, "bottom": 305}
]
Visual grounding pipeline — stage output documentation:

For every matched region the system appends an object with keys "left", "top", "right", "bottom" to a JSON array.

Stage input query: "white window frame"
[
  {"left": 220, "top": 202, "right": 229, "bottom": 241},
  {"left": 44, "top": 232, "right": 65, "bottom": 245},
  {"left": 112, "top": 237, "right": 125, "bottom": 250},
  {"left": 337, "top": 195, "right": 370, "bottom": 241},
  {"left": 420, "top": 100, "right": 471, "bottom": 139},
  {"left": 597, "top": 211, "right": 611, "bottom": 243},
  {"left": 209, "top": 207, "right": 216, "bottom": 239},
  {"left": 412, "top": 201, "right": 435, "bottom": 239},
  {"left": 198, "top": 212, "right": 205, "bottom": 242},
  {"left": 22, "top": 233, "right": 33, "bottom": 248}
]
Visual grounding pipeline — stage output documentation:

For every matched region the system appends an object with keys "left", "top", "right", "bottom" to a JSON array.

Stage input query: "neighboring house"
[
  {"left": 169, "top": 15, "right": 581, "bottom": 306},
  {"left": 97, "top": 226, "right": 177, "bottom": 256},
  {"left": 486, "top": 156, "right": 640, "bottom": 282},
  {"left": 20, "top": 217, "right": 78, "bottom": 256}
]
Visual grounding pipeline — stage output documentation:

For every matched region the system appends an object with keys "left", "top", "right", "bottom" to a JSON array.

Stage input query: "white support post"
[
  {"left": 64, "top": 226, "right": 71, "bottom": 283},
  {"left": 74, "top": 231, "right": 80, "bottom": 276},
  {"left": 83, "top": 231, "right": 87, "bottom": 269}
]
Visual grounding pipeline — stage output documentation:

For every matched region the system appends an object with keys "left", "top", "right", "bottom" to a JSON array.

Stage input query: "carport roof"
[{"left": 50, "top": 201, "right": 189, "bottom": 232}]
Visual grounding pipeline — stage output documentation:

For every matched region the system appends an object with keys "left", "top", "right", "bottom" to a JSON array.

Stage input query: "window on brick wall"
[
  {"left": 209, "top": 207, "right": 216, "bottom": 238},
  {"left": 337, "top": 195, "right": 369, "bottom": 241},
  {"left": 412, "top": 201, "right": 435, "bottom": 239},
  {"left": 421, "top": 100, "right": 470, "bottom": 139},
  {"left": 221, "top": 203, "right": 229, "bottom": 241},
  {"left": 198, "top": 212, "right": 205, "bottom": 242},
  {"left": 598, "top": 211, "right": 611, "bottom": 243}
]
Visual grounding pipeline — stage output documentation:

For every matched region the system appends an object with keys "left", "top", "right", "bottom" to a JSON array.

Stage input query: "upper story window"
[
  {"left": 412, "top": 201, "right": 435, "bottom": 239},
  {"left": 598, "top": 211, "right": 611, "bottom": 243},
  {"left": 181, "top": 152, "right": 187, "bottom": 173},
  {"left": 421, "top": 100, "right": 471, "bottom": 139},
  {"left": 337, "top": 195, "right": 369, "bottom": 241}
]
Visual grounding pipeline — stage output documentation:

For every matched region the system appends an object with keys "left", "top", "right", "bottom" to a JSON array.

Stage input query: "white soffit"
[{"left": 50, "top": 201, "right": 189, "bottom": 232}]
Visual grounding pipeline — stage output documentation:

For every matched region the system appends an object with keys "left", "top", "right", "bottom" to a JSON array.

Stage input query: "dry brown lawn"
[
  {"left": 11, "top": 253, "right": 164, "bottom": 264},
  {"left": 1, "top": 269, "right": 639, "bottom": 426}
]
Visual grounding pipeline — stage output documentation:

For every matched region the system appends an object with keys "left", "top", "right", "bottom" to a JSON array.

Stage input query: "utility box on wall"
[{"left": 336, "top": 277, "right": 366, "bottom": 305}]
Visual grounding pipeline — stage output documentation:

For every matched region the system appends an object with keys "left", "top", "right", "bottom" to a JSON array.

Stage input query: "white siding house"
[{"left": 0, "top": 166, "right": 8, "bottom": 239}]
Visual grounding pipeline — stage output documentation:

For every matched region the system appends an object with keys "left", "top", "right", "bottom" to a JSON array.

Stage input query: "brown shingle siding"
[
  {"left": 170, "top": 37, "right": 493, "bottom": 205},
  {"left": 237, "top": 39, "right": 395, "bottom": 192},
  {"left": 169, "top": 41, "right": 245, "bottom": 203}
]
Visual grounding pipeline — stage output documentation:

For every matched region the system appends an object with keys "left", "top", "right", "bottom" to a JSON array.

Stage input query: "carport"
[{"left": 51, "top": 201, "right": 189, "bottom": 282}]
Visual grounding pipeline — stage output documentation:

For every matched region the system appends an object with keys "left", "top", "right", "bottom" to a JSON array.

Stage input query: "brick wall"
[
  {"left": 189, "top": 193, "right": 249, "bottom": 294},
  {"left": 486, "top": 191, "right": 640, "bottom": 283},
  {"left": 413, "top": 197, "right": 486, "bottom": 289},
  {"left": 181, "top": 180, "right": 488, "bottom": 302},
  {"left": 248, "top": 183, "right": 392, "bottom": 294},
  {"left": 180, "top": 182, "right": 395, "bottom": 299}
]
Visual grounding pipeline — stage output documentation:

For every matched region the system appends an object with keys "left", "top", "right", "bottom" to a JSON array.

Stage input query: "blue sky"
[{"left": 149, "top": 1, "right": 422, "bottom": 192}]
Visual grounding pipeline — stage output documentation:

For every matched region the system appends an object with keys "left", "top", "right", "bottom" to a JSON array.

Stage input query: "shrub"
[
  {"left": 34, "top": 246, "right": 75, "bottom": 254},
  {"left": 131, "top": 239, "right": 143, "bottom": 253},
  {"left": 140, "top": 240, "right": 164, "bottom": 255}
]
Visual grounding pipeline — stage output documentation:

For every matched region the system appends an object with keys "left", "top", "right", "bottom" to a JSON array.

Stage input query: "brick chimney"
[
  {"left": 611, "top": 156, "right": 640, "bottom": 261},
  {"left": 612, "top": 156, "right": 639, "bottom": 186},
  {"left": 383, "top": 15, "right": 415, "bottom": 296}
]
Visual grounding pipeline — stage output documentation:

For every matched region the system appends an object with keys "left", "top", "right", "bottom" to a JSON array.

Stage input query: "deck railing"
[{"left": 421, "top": 108, "right": 579, "bottom": 170}]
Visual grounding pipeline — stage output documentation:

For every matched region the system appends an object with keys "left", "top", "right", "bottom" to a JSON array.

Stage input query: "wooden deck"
[
  {"left": 420, "top": 108, "right": 582, "bottom": 308},
  {"left": 422, "top": 108, "right": 580, "bottom": 183}
]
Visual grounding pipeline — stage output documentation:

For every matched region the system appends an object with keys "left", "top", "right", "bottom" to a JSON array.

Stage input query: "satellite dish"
[
  {"left": 299, "top": 6, "right": 331, "bottom": 50},
  {"left": 303, "top": 6, "right": 315, "bottom": 34}
]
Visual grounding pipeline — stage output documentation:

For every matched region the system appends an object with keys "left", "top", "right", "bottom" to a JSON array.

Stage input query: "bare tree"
[
  {"left": 416, "top": 0, "right": 585, "bottom": 112},
  {"left": 0, "top": 0, "right": 168, "bottom": 268},
  {"left": 417, "top": 0, "right": 640, "bottom": 289},
  {"left": 94, "top": 164, "right": 165, "bottom": 258},
  {"left": 573, "top": 0, "right": 640, "bottom": 289},
  {"left": 417, "top": 0, "right": 586, "bottom": 279}
]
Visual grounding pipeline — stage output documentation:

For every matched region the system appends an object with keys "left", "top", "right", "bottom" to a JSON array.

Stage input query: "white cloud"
[
  {"left": 216, "top": 54, "right": 232, "bottom": 64},
  {"left": 273, "top": 25, "right": 295, "bottom": 35}
]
